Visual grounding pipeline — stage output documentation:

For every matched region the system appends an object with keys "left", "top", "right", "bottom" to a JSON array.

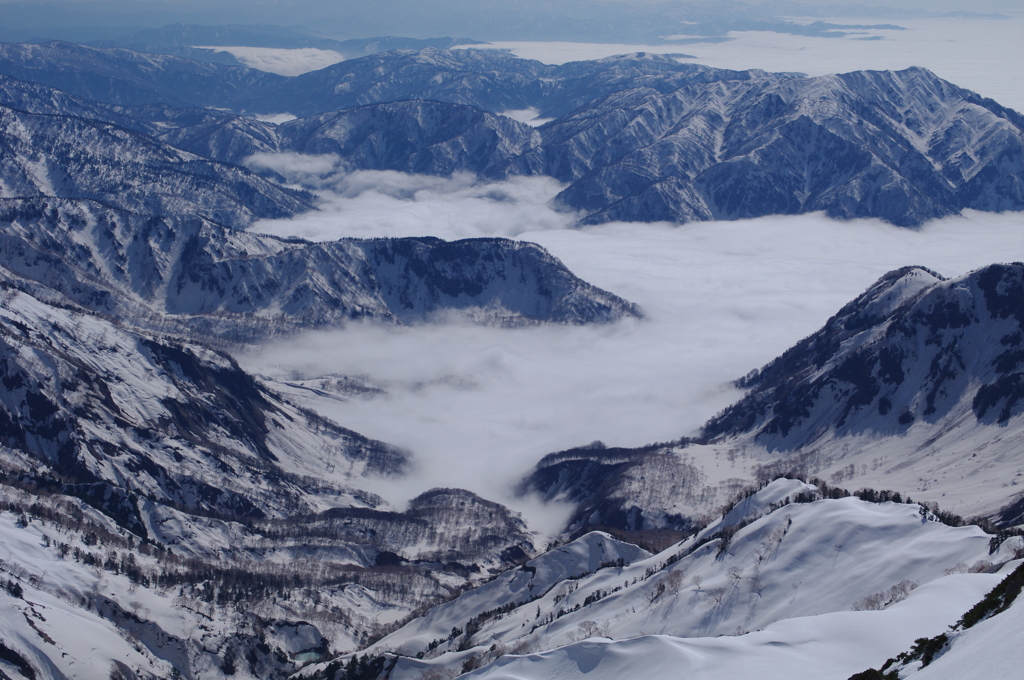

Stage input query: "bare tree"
[
  {"left": 577, "top": 620, "right": 601, "bottom": 639},
  {"left": 665, "top": 569, "right": 684, "bottom": 594}
]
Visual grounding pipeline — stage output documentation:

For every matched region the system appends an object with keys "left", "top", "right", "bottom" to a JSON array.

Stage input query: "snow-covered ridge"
[
  {"left": 0, "top": 198, "right": 640, "bottom": 341},
  {"left": 305, "top": 479, "right": 1023, "bottom": 678},
  {"left": 704, "top": 262, "right": 1024, "bottom": 444},
  {"left": 355, "top": 532, "right": 649, "bottom": 659},
  {"left": 157, "top": 64, "right": 1024, "bottom": 227},
  {"left": 2, "top": 45, "right": 1020, "bottom": 228},
  {"left": 0, "top": 102, "right": 313, "bottom": 229}
]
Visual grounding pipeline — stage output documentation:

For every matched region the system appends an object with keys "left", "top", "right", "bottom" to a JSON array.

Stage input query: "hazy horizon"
[{"left": 1, "top": 0, "right": 1020, "bottom": 44}]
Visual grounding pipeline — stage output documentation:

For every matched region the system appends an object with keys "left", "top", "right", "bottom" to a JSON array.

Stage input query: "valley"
[{"left": 0, "top": 6, "right": 1020, "bottom": 678}]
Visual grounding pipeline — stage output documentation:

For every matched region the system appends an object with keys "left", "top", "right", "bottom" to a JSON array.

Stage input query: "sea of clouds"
[
  {"left": 459, "top": 15, "right": 1024, "bottom": 112},
  {"left": 234, "top": 15, "right": 1024, "bottom": 534},
  {"left": 240, "top": 160, "right": 1023, "bottom": 535},
  {"left": 194, "top": 45, "right": 346, "bottom": 76}
]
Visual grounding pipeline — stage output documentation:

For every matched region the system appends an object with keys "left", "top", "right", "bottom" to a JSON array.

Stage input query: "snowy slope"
[
  {"left": 701, "top": 262, "right": 1024, "bottom": 520},
  {"left": 357, "top": 532, "right": 650, "bottom": 658},
  {"left": 306, "top": 480, "right": 1023, "bottom": 678},
  {"left": 461, "top": 573, "right": 1005, "bottom": 680},
  {"left": 524, "top": 263, "right": 1024, "bottom": 536},
  {"left": 0, "top": 283, "right": 405, "bottom": 520},
  {"left": 0, "top": 41, "right": 286, "bottom": 110},
  {"left": 0, "top": 505, "right": 348, "bottom": 679},
  {"left": 543, "top": 67, "right": 1024, "bottom": 226},
  {"left": 0, "top": 104, "right": 312, "bottom": 229},
  {"left": 903, "top": 567, "right": 1024, "bottom": 679},
  {"left": 2, "top": 44, "right": 1021, "bottom": 226}
]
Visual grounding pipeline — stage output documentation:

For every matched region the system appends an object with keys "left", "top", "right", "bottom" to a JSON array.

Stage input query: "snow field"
[
  {"left": 336, "top": 480, "right": 1021, "bottom": 678},
  {"left": 464, "top": 572, "right": 1005, "bottom": 680}
]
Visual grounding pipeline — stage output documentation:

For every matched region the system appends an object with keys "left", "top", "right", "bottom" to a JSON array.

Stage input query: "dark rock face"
[{"left": 701, "top": 263, "right": 1024, "bottom": 448}]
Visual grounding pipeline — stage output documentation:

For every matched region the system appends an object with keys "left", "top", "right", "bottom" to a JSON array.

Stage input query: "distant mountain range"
[{"left": 1, "top": 43, "right": 1018, "bottom": 226}]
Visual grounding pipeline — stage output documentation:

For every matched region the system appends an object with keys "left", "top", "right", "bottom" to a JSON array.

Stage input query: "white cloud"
[
  {"left": 245, "top": 152, "right": 343, "bottom": 185},
  {"left": 193, "top": 45, "right": 346, "bottom": 77},
  {"left": 241, "top": 165, "right": 1024, "bottom": 534},
  {"left": 501, "top": 108, "right": 554, "bottom": 127},
  {"left": 249, "top": 165, "right": 579, "bottom": 241},
  {"left": 253, "top": 112, "right": 298, "bottom": 125}
]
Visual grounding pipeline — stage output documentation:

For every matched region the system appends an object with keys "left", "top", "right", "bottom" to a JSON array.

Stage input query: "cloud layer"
[
  {"left": 249, "top": 163, "right": 579, "bottom": 241},
  {"left": 241, "top": 162, "right": 1023, "bottom": 535},
  {"left": 460, "top": 16, "right": 1024, "bottom": 112},
  {"left": 194, "top": 45, "right": 347, "bottom": 76}
]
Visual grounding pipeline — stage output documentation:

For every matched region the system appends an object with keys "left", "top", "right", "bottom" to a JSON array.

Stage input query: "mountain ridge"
[
  {"left": 0, "top": 198, "right": 641, "bottom": 341},
  {"left": 0, "top": 44, "right": 1020, "bottom": 226}
]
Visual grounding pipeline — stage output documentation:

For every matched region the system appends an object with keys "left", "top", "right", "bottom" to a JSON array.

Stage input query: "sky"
[
  {"left": 2, "top": 0, "right": 1020, "bottom": 10},
  {"left": 1, "top": 1, "right": 1021, "bottom": 44}
]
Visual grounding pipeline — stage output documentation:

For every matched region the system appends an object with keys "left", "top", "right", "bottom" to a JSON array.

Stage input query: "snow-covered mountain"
[
  {"left": 865, "top": 561, "right": 1024, "bottom": 680},
  {"left": 261, "top": 100, "right": 543, "bottom": 178},
  {"left": 699, "top": 263, "right": 1024, "bottom": 520},
  {"left": 540, "top": 67, "right": 1024, "bottom": 225},
  {"left": 0, "top": 41, "right": 286, "bottom": 109},
  {"left": 182, "top": 66, "right": 1024, "bottom": 227},
  {"left": 0, "top": 281, "right": 546, "bottom": 678},
  {"left": 0, "top": 281, "right": 406, "bottom": 519},
  {"left": 517, "top": 441, "right": 709, "bottom": 536},
  {"left": 3, "top": 468, "right": 1018, "bottom": 680},
  {"left": 520, "top": 264, "right": 1024, "bottom": 538},
  {"left": 253, "top": 49, "right": 762, "bottom": 120},
  {"left": 298, "top": 479, "right": 1024, "bottom": 679},
  {"left": 0, "top": 198, "right": 639, "bottom": 340},
  {"left": 703, "top": 264, "right": 1024, "bottom": 445},
  {"left": 0, "top": 33, "right": 1021, "bottom": 680},
  {"left": 0, "top": 44, "right": 754, "bottom": 116},
  {"left": 1, "top": 44, "right": 1020, "bottom": 226},
  {"left": 0, "top": 103, "right": 314, "bottom": 229}
]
